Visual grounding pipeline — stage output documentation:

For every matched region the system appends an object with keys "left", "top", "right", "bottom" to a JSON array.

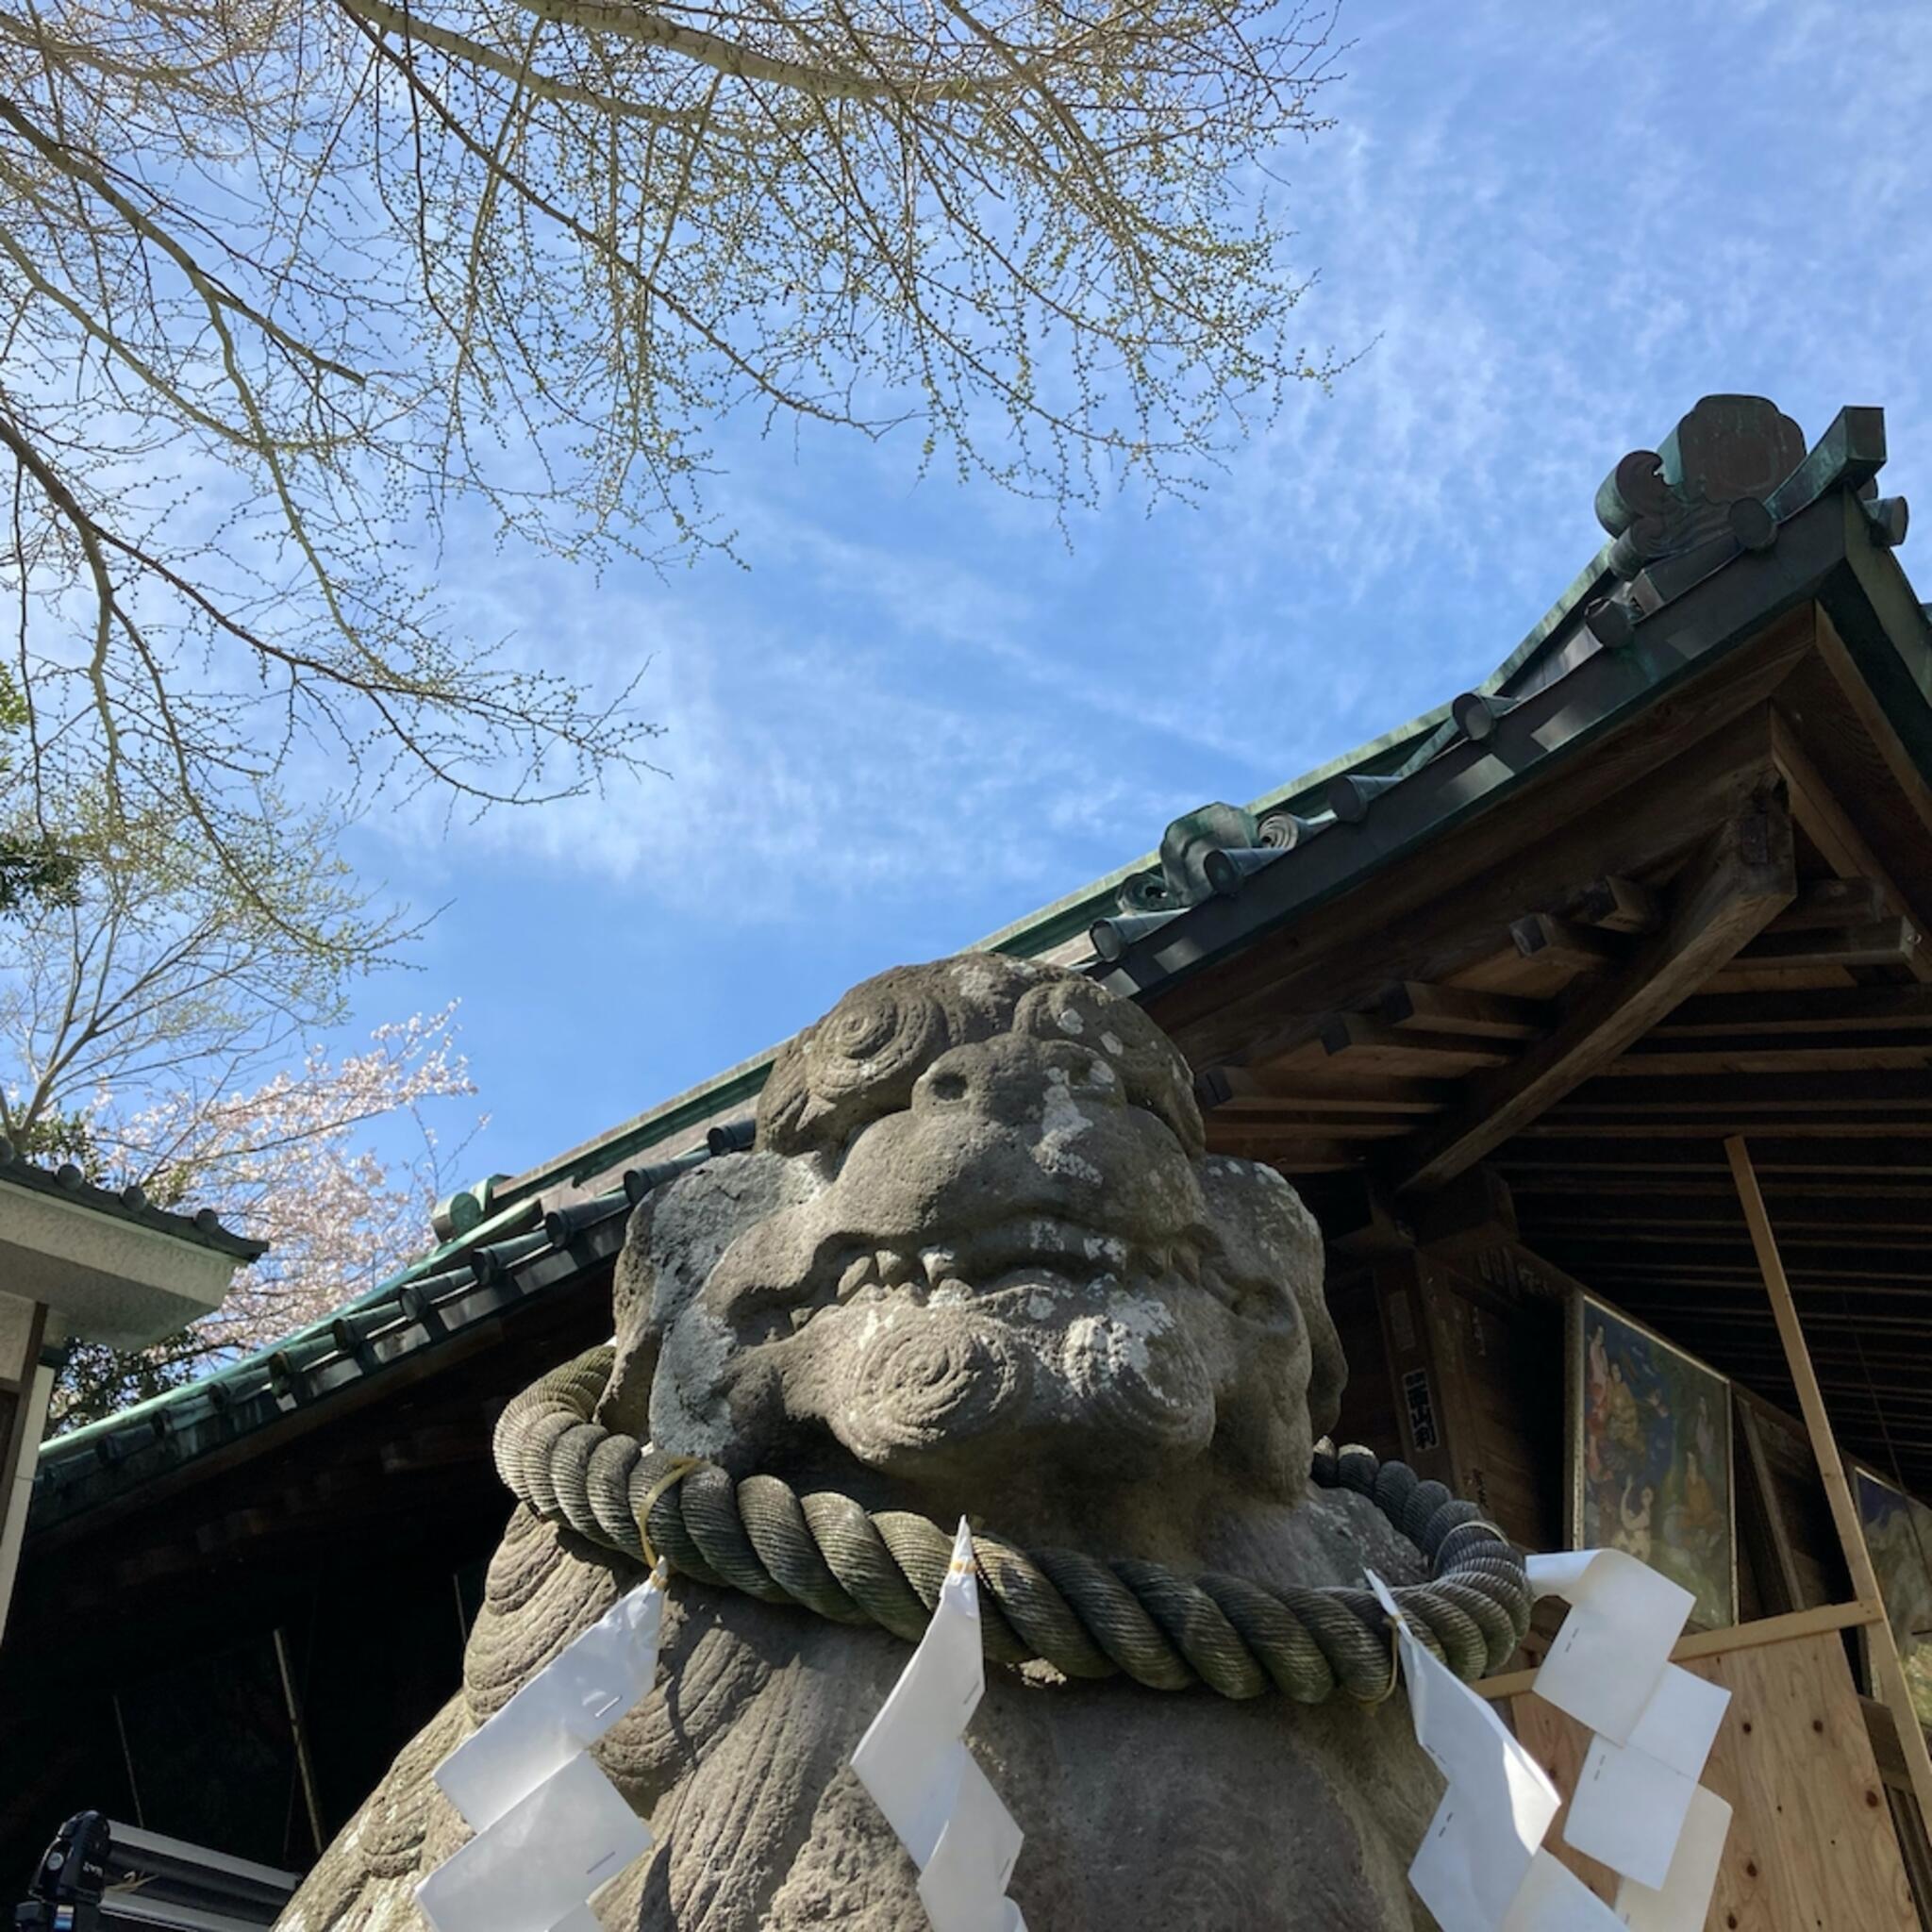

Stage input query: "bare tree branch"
[{"left": 1, "top": 0, "right": 1342, "bottom": 931}]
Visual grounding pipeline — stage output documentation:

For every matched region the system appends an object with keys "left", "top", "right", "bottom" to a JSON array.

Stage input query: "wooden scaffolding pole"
[{"left": 1725, "top": 1134, "right": 1932, "bottom": 1834}]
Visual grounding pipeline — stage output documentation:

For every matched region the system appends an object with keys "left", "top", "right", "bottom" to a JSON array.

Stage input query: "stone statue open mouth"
[{"left": 748, "top": 1215, "right": 1294, "bottom": 1340}]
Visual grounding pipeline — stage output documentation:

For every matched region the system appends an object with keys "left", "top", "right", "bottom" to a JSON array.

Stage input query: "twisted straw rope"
[{"left": 493, "top": 1346, "right": 1534, "bottom": 1703}]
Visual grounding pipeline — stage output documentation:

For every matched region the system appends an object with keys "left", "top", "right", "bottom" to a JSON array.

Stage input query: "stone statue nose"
[{"left": 912, "top": 1036, "right": 1127, "bottom": 1127}]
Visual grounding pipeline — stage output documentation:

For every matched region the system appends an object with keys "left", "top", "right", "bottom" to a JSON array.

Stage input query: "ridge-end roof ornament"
[
  {"left": 1593, "top": 394, "right": 1807, "bottom": 583},
  {"left": 1117, "top": 800, "right": 1323, "bottom": 917}
]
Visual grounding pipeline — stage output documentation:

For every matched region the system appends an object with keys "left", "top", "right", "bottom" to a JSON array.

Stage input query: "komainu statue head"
[
  {"left": 286, "top": 953, "right": 1457, "bottom": 1932},
  {"left": 603, "top": 954, "right": 1344, "bottom": 1517}
]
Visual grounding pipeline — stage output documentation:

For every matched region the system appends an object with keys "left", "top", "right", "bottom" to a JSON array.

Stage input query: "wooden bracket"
[
  {"left": 1391, "top": 799, "right": 1797, "bottom": 1198},
  {"left": 1413, "top": 1166, "right": 1517, "bottom": 1257},
  {"left": 1770, "top": 705, "right": 1932, "bottom": 983}
]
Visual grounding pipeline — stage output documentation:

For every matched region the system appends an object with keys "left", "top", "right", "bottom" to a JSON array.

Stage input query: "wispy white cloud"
[{"left": 356, "top": 0, "right": 1932, "bottom": 1078}]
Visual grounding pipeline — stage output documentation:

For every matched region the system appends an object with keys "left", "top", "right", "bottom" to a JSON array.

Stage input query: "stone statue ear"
[
  {"left": 597, "top": 1197, "right": 665, "bottom": 1438},
  {"left": 593, "top": 1324, "right": 659, "bottom": 1439},
  {"left": 1302, "top": 1297, "right": 1345, "bottom": 1442},
  {"left": 1282, "top": 1185, "right": 1345, "bottom": 1441}
]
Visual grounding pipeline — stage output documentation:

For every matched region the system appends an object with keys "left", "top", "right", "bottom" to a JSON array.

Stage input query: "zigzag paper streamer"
[
  {"left": 852, "top": 1519, "right": 1029, "bottom": 1932},
  {"left": 1377, "top": 1551, "right": 1731, "bottom": 1930},
  {"left": 1366, "top": 1570, "right": 1612, "bottom": 1932},
  {"left": 1525, "top": 1549, "right": 1731, "bottom": 1904},
  {"left": 415, "top": 1567, "right": 671, "bottom": 1932}
]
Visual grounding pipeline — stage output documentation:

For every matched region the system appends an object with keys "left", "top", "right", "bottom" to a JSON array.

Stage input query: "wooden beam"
[
  {"left": 1810, "top": 605, "right": 1932, "bottom": 865},
  {"left": 1374, "top": 981, "right": 1549, "bottom": 1040},
  {"left": 1319, "top": 1014, "right": 1515, "bottom": 1074},
  {"left": 1474, "top": 1598, "right": 1885, "bottom": 1701},
  {"left": 1559, "top": 1069, "right": 1932, "bottom": 1112},
  {"left": 1392, "top": 804, "right": 1795, "bottom": 1198},
  {"left": 1496, "top": 1136, "right": 1932, "bottom": 1174},
  {"left": 1734, "top": 916, "right": 1923, "bottom": 970},
  {"left": 1520, "top": 1115, "right": 1932, "bottom": 1140},
  {"left": 1512, "top": 1192, "right": 1932, "bottom": 1233},
  {"left": 1537, "top": 1236, "right": 1932, "bottom": 1279},
  {"left": 1576, "top": 1264, "right": 1932, "bottom": 1294},
  {"left": 1194, "top": 1069, "right": 1455, "bottom": 1115},
  {"left": 1198, "top": 1109, "right": 1410, "bottom": 1140},
  {"left": 1650, "top": 985, "right": 1932, "bottom": 1036},
  {"left": 1765, "top": 875, "right": 1890, "bottom": 931},
  {"left": 1604, "top": 1041, "right": 1932, "bottom": 1076},
  {"left": 1771, "top": 705, "right": 1932, "bottom": 984},
  {"left": 1202, "top": 1131, "right": 1364, "bottom": 1173},
  {"left": 1726, "top": 1135, "right": 1932, "bottom": 1837},
  {"left": 1502, "top": 1144, "right": 1932, "bottom": 1177},
  {"left": 1150, "top": 671, "right": 1800, "bottom": 1074},
  {"left": 1568, "top": 874, "right": 1663, "bottom": 934},
  {"left": 1509, "top": 912, "right": 1626, "bottom": 973}
]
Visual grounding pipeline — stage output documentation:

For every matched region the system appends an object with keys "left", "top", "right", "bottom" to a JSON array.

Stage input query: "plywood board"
[{"left": 1511, "top": 1630, "right": 1915, "bottom": 1928}]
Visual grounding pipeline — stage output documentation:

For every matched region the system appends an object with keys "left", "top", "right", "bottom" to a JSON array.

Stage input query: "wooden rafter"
[
  {"left": 1555, "top": 1069, "right": 1932, "bottom": 1111},
  {"left": 1374, "top": 982, "right": 1548, "bottom": 1039},
  {"left": 1764, "top": 876, "right": 1890, "bottom": 930},
  {"left": 1771, "top": 705, "right": 1932, "bottom": 984},
  {"left": 1388, "top": 799, "right": 1797, "bottom": 1198},
  {"left": 1650, "top": 986, "right": 1932, "bottom": 1035},
  {"left": 1734, "top": 916, "right": 1923, "bottom": 970},
  {"left": 1192, "top": 1069, "right": 1455, "bottom": 1115},
  {"left": 1810, "top": 605, "right": 1932, "bottom": 865},
  {"left": 1508, "top": 912, "right": 1626, "bottom": 974},
  {"left": 1566, "top": 874, "right": 1662, "bottom": 934},
  {"left": 1318, "top": 1016, "right": 1513, "bottom": 1074},
  {"left": 1606, "top": 1042, "right": 1932, "bottom": 1075}
]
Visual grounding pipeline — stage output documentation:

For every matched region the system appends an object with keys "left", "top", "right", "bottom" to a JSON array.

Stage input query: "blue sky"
[{"left": 342, "top": 0, "right": 1932, "bottom": 1187}]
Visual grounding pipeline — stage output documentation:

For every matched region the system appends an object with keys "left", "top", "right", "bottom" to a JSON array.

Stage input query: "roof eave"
[{"left": 1091, "top": 481, "right": 1873, "bottom": 1008}]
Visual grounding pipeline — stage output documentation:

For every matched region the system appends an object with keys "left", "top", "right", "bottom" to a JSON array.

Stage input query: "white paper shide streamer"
[
  {"left": 852, "top": 1519, "right": 1029, "bottom": 1932},
  {"left": 1525, "top": 1550, "right": 1734, "bottom": 1930},
  {"left": 1374, "top": 1547, "right": 1735, "bottom": 1932},
  {"left": 415, "top": 1567, "right": 671, "bottom": 1932},
  {"left": 1366, "top": 1571, "right": 1614, "bottom": 1932},
  {"left": 397, "top": 1501, "right": 1731, "bottom": 1932}
]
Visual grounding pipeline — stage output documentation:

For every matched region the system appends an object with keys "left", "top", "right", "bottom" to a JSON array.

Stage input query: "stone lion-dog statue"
[{"left": 282, "top": 954, "right": 1522, "bottom": 1932}]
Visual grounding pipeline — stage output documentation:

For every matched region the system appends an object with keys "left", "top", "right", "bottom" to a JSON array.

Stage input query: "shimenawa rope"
[{"left": 493, "top": 1345, "right": 1533, "bottom": 1704}]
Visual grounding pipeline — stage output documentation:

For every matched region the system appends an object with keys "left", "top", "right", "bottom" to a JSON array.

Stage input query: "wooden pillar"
[
  {"left": 1726, "top": 1135, "right": 1932, "bottom": 1835},
  {"left": 274, "top": 1624, "right": 328, "bottom": 1857},
  {"left": 0, "top": 1295, "right": 53, "bottom": 1645}
]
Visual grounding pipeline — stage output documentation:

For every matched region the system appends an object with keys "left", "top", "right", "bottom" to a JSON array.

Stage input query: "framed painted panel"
[
  {"left": 1854, "top": 1464, "right": 1932, "bottom": 1730},
  {"left": 1568, "top": 1291, "right": 1736, "bottom": 1630}
]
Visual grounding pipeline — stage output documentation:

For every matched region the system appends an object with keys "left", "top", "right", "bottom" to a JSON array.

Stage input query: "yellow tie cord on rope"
[{"left": 634, "top": 1455, "right": 704, "bottom": 1574}]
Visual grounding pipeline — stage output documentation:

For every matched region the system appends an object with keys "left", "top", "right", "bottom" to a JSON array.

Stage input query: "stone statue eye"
[{"left": 1013, "top": 981, "right": 1204, "bottom": 1157}]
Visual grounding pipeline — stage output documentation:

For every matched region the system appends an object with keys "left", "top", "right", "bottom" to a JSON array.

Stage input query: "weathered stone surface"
[{"left": 283, "top": 956, "right": 1441, "bottom": 1932}]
